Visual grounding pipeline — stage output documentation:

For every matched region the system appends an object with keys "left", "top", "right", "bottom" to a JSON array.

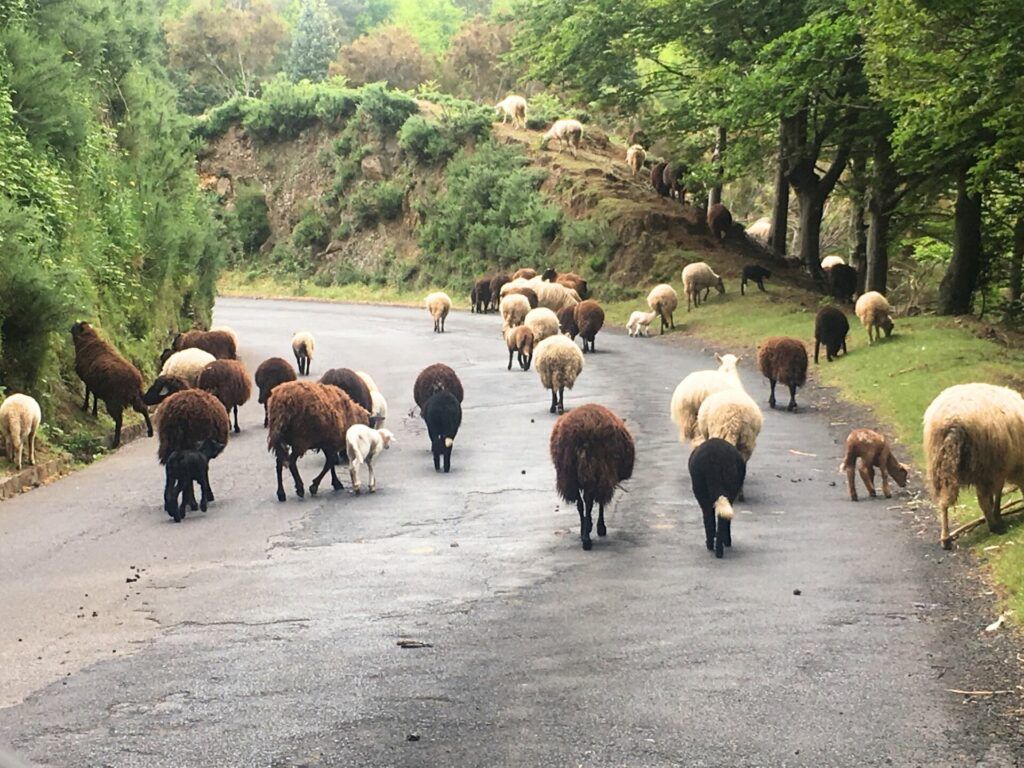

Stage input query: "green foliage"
[
  {"left": 391, "top": 0, "right": 465, "bottom": 53},
  {"left": 523, "top": 92, "right": 590, "bottom": 130},
  {"left": 287, "top": 0, "right": 338, "bottom": 83},
  {"left": 192, "top": 96, "right": 256, "bottom": 140},
  {"left": 233, "top": 184, "right": 272, "bottom": 256},
  {"left": 398, "top": 103, "right": 490, "bottom": 164},
  {"left": 349, "top": 180, "right": 405, "bottom": 227},
  {"left": 356, "top": 82, "right": 419, "bottom": 134},
  {"left": 291, "top": 207, "right": 331, "bottom": 249}
]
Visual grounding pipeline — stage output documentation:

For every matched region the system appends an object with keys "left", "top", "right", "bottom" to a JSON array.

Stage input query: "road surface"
[{"left": 0, "top": 297, "right": 1019, "bottom": 767}]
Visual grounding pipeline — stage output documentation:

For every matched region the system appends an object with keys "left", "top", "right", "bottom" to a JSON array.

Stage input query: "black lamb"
[
  {"left": 164, "top": 438, "right": 225, "bottom": 522},
  {"left": 814, "top": 306, "right": 850, "bottom": 363},
  {"left": 688, "top": 438, "right": 746, "bottom": 558},
  {"left": 422, "top": 390, "right": 462, "bottom": 473},
  {"left": 828, "top": 264, "right": 857, "bottom": 304},
  {"left": 741, "top": 265, "right": 772, "bottom": 295}
]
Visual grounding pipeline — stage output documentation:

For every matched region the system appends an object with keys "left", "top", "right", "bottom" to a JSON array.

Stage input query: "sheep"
[
  {"left": 345, "top": 425, "right": 395, "bottom": 493},
  {"left": 540, "top": 119, "right": 584, "bottom": 158},
  {"left": 422, "top": 390, "right": 462, "bottom": 473},
  {"left": 70, "top": 321, "right": 153, "bottom": 448},
  {"left": 840, "top": 428, "right": 908, "bottom": 502},
  {"left": 828, "top": 264, "right": 858, "bottom": 304},
  {"left": 494, "top": 95, "right": 527, "bottom": 129},
  {"left": 163, "top": 438, "right": 225, "bottom": 522},
  {"left": 549, "top": 403, "right": 635, "bottom": 551},
  {"left": 504, "top": 286, "right": 539, "bottom": 308},
  {"left": 173, "top": 329, "right": 236, "bottom": 360},
  {"left": 291, "top": 331, "right": 315, "bottom": 375},
  {"left": 534, "top": 334, "right": 584, "bottom": 414},
  {"left": 413, "top": 363, "right": 464, "bottom": 409},
  {"left": 557, "top": 305, "right": 578, "bottom": 338},
  {"left": 152, "top": 385, "right": 231, "bottom": 481},
  {"left": 426, "top": 291, "right": 452, "bottom": 333},
  {"left": 647, "top": 283, "right": 678, "bottom": 334},
  {"left": 695, "top": 388, "right": 763, "bottom": 465},
  {"left": 255, "top": 357, "right": 297, "bottom": 427},
  {"left": 369, "top": 390, "right": 388, "bottom": 428},
  {"left": 821, "top": 255, "right": 846, "bottom": 271},
  {"left": 688, "top": 438, "right": 746, "bottom": 558},
  {"left": 197, "top": 359, "right": 252, "bottom": 433},
  {"left": 505, "top": 325, "right": 535, "bottom": 371},
  {"left": 488, "top": 274, "right": 510, "bottom": 310},
  {"left": 160, "top": 348, "right": 216, "bottom": 387},
  {"left": 319, "top": 368, "right": 374, "bottom": 414},
  {"left": 814, "top": 306, "right": 850, "bottom": 363},
  {"left": 756, "top": 337, "right": 808, "bottom": 411},
  {"left": 669, "top": 353, "right": 744, "bottom": 442},
  {"left": 355, "top": 370, "right": 379, "bottom": 395},
  {"left": 550, "top": 271, "right": 589, "bottom": 300},
  {"left": 855, "top": 291, "right": 895, "bottom": 344},
  {"left": 0, "top": 394, "right": 41, "bottom": 470},
  {"left": 651, "top": 161, "right": 669, "bottom": 197},
  {"left": 707, "top": 203, "right": 733, "bottom": 240},
  {"left": 626, "top": 310, "right": 656, "bottom": 337},
  {"left": 574, "top": 300, "right": 605, "bottom": 353},
  {"left": 525, "top": 307, "right": 561, "bottom": 343},
  {"left": 625, "top": 144, "right": 646, "bottom": 177},
  {"left": 511, "top": 268, "right": 537, "bottom": 280},
  {"left": 471, "top": 276, "right": 493, "bottom": 314},
  {"left": 663, "top": 162, "right": 687, "bottom": 202},
  {"left": 924, "top": 383, "right": 1024, "bottom": 548},
  {"left": 500, "top": 293, "right": 531, "bottom": 330},
  {"left": 682, "top": 262, "right": 725, "bottom": 311},
  {"left": 746, "top": 217, "right": 771, "bottom": 245},
  {"left": 509, "top": 278, "right": 579, "bottom": 313},
  {"left": 741, "top": 265, "right": 771, "bottom": 295},
  {"left": 209, "top": 325, "right": 239, "bottom": 350},
  {"left": 267, "top": 380, "right": 370, "bottom": 501}
]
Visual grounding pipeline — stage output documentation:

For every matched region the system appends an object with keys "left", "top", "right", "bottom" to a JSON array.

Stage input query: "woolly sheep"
[
  {"left": 855, "top": 291, "right": 894, "bottom": 344},
  {"left": 688, "top": 438, "right": 746, "bottom": 558},
  {"left": 471, "top": 276, "right": 493, "bottom": 314},
  {"left": 695, "top": 388, "right": 763, "bottom": 464},
  {"left": 663, "top": 163, "right": 687, "bottom": 202},
  {"left": 626, "top": 310, "right": 656, "bottom": 337},
  {"left": 840, "top": 428, "right": 908, "bottom": 503},
  {"left": 547, "top": 270, "right": 589, "bottom": 300},
  {"left": 505, "top": 325, "right": 534, "bottom": 371},
  {"left": 540, "top": 119, "right": 584, "bottom": 158},
  {"left": 500, "top": 293, "right": 531, "bottom": 330},
  {"left": 820, "top": 255, "right": 846, "bottom": 271},
  {"left": 682, "top": 262, "right": 725, "bottom": 311},
  {"left": 345, "top": 425, "right": 395, "bottom": 494},
  {"left": 574, "top": 300, "right": 604, "bottom": 353},
  {"left": 319, "top": 368, "right": 373, "bottom": 414},
  {"left": 651, "top": 161, "right": 669, "bottom": 197},
  {"left": 625, "top": 144, "right": 646, "bottom": 177},
  {"left": 164, "top": 438, "right": 224, "bottom": 522},
  {"left": 160, "top": 348, "right": 216, "bottom": 387},
  {"left": 422, "top": 390, "right": 462, "bottom": 473},
  {"left": 525, "top": 307, "right": 560, "bottom": 343},
  {"left": 669, "top": 353, "right": 743, "bottom": 443},
  {"left": 209, "top": 325, "right": 239, "bottom": 349},
  {"left": 426, "top": 291, "right": 452, "bottom": 333},
  {"left": 0, "top": 394, "right": 41, "bottom": 470},
  {"left": 756, "top": 337, "right": 808, "bottom": 411},
  {"left": 488, "top": 274, "right": 510, "bottom": 310},
  {"left": 413, "top": 363, "right": 464, "bottom": 409},
  {"left": 746, "top": 217, "right": 771, "bottom": 245},
  {"left": 515, "top": 278, "right": 580, "bottom": 313},
  {"left": 814, "top": 306, "right": 850, "bottom": 363},
  {"left": 369, "top": 390, "right": 388, "bottom": 429},
  {"left": 255, "top": 357, "right": 297, "bottom": 427},
  {"left": 647, "top": 283, "right": 678, "bottom": 334},
  {"left": 291, "top": 331, "right": 315, "bottom": 376},
  {"left": 173, "top": 329, "right": 237, "bottom": 360},
  {"left": 550, "top": 404, "right": 635, "bottom": 551},
  {"left": 197, "top": 359, "right": 252, "bottom": 433},
  {"left": 149, "top": 380, "right": 231, "bottom": 467},
  {"left": 828, "top": 264, "right": 857, "bottom": 304},
  {"left": 495, "top": 95, "right": 527, "bottom": 129},
  {"left": 511, "top": 268, "right": 537, "bottom": 280},
  {"left": 504, "top": 286, "right": 540, "bottom": 309},
  {"left": 534, "top": 334, "right": 584, "bottom": 414},
  {"left": 556, "top": 305, "right": 578, "bottom": 338},
  {"left": 923, "top": 383, "right": 1024, "bottom": 548},
  {"left": 741, "top": 265, "right": 771, "bottom": 295},
  {"left": 355, "top": 370, "right": 379, "bottom": 395},
  {"left": 707, "top": 203, "right": 733, "bottom": 240}
]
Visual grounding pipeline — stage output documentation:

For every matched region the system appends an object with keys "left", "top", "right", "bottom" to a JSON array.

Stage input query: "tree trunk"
[
  {"left": 795, "top": 190, "right": 825, "bottom": 283},
  {"left": 851, "top": 199, "right": 867, "bottom": 294},
  {"left": 865, "top": 200, "right": 888, "bottom": 294},
  {"left": 770, "top": 121, "right": 789, "bottom": 256},
  {"left": 708, "top": 125, "right": 726, "bottom": 207},
  {"left": 938, "top": 167, "right": 983, "bottom": 315},
  {"left": 1006, "top": 215, "right": 1024, "bottom": 320}
]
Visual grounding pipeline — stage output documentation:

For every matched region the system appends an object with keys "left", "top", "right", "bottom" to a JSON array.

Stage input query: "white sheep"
[
  {"left": 820, "top": 255, "right": 846, "bottom": 271},
  {"left": 525, "top": 307, "right": 560, "bottom": 343},
  {"left": 695, "top": 389, "right": 763, "bottom": 463},
  {"left": 369, "top": 389, "right": 388, "bottom": 429},
  {"left": 540, "top": 119, "right": 584, "bottom": 158},
  {"left": 647, "top": 283, "right": 678, "bottom": 334},
  {"left": 854, "top": 291, "right": 894, "bottom": 344},
  {"left": 160, "top": 348, "right": 216, "bottom": 387},
  {"left": 0, "top": 393, "right": 41, "bottom": 470},
  {"left": 746, "top": 217, "right": 771, "bottom": 245},
  {"left": 625, "top": 144, "right": 646, "bottom": 177},
  {"left": 355, "top": 370, "right": 379, "bottom": 395},
  {"left": 626, "top": 310, "right": 656, "bottom": 337},
  {"left": 426, "top": 291, "right": 452, "bottom": 333},
  {"left": 500, "top": 293, "right": 531, "bottom": 330},
  {"left": 291, "top": 331, "right": 315, "bottom": 376},
  {"left": 923, "top": 383, "right": 1024, "bottom": 548},
  {"left": 669, "top": 353, "right": 744, "bottom": 442},
  {"left": 534, "top": 334, "right": 584, "bottom": 414},
  {"left": 494, "top": 95, "right": 528, "bottom": 129},
  {"left": 345, "top": 425, "right": 395, "bottom": 494},
  {"left": 527, "top": 277, "right": 581, "bottom": 312},
  {"left": 682, "top": 262, "right": 725, "bottom": 311}
]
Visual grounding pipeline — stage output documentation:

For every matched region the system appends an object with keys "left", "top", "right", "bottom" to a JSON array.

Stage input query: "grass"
[{"left": 218, "top": 270, "right": 437, "bottom": 308}]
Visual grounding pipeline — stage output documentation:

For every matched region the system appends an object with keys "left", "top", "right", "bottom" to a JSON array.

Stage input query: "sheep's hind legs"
[
  {"left": 577, "top": 497, "right": 593, "bottom": 551},
  {"left": 767, "top": 379, "right": 777, "bottom": 409},
  {"left": 288, "top": 450, "right": 304, "bottom": 499},
  {"left": 787, "top": 384, "right": 798, "bottom": 412},
  {"left": 309, "top": 455, "right": 342, "bottom": 495},
  {"left": 859, "top": 464, "right": 876, "bottom": 497},
  {"left": 232, "top": 405, "right": 240, "bottom": 433},
  {"left": 596, "top": 503, "right": 607, "bottom": 537},
  {"left": 979, "top": 486, "right": 1007, "bottom": 535}
]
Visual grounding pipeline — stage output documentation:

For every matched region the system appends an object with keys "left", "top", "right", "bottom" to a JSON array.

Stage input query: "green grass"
[{"left": 218, "top": 270, "right": 442, "bottom": 308}]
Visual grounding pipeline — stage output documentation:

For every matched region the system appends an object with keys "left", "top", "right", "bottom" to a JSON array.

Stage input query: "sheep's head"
[
  {"left": 882, "top": 316, "right": 894, "bottom": 337},
  {"left": 143, "top": 375, "right": 191, "bottom": 406},
  {"left": 715, "top": 276, "right": 726, "bottom": 294},
  {"left": 891, "top": 461, "right": 909, "bottom": 488},
  {"left": 70, "top": 321, "right": 95, "bottom": 338},
  {"left": 541, "top": 268, "right": 557, "bottom": 282},
  {"left": 196, "top": 438, "right": 226, "bottom": 461},
  {"left": 715, "top": 353, "right": 740, "bottom": 375},
  {"left": 379, "top": 429, "right": 395, "bottom": 449}
]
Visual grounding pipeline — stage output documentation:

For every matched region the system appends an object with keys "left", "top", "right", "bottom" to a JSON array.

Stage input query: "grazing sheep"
[
  {"left": 500, "top": 293, "right": 531, "bottom": 330},
  {"left": 682, "top": 262, "right": 725, "bottom": 311},
  {"left": 422, "top": 390, "right": 462, "bottom": 473},
  {"left": 426, "top": 291, "right": 452, "bottom": 333},
  {"left": 319, "top": 368, "right": 374, "bottom": 414},
  {"left": 647, "top": 284, "right": 678, "bottom": 334},
  {"left": 669, "top": 353, "right": 744, "bottom": 442},
  {"left": 814, "top": 306, "right": 850, "bottom": 363},
  {"left": 924, "top": 383, "right": 1024, "bottom": 547},
  {"left": 0, "top": 394, "right": 41, "bottom": 470},
  {"left": 550, "top": 404, "right": 635, "bottom": 551},
  {"left": 840, "top": 428, "right": 908, "bottom": 502},
  {"left": 173, "top": 329, "right": 237, "bottom": 360},
  {"left": 540, "top": 119, "right": 584, "bottom": 158},
  {"left": 511, "top": 268, "right": 537, "bottom": 280},
  {"left": 160, "top": 348, "right": 216, "bottom": 387},
  {"left": 153, "top": 385, "right": 231, "bottom": 470},
  {"left": 688, "top": 438, "right": 746, "bottom": 558},
  {"left": 855, "top": 291, "right": 895, "bottom": 344},
  {"left": 255, "top": 357, "right": 297, "bottom": 427},
  {"left": 574, "top": 300, "right": 605, "bottom": 353},
  {"left": 267, "top": 381, "right": 369, "bottom": 501},
  {"left": 626, "top": 310, "right": 656, "bottom": 337},
  {"left": 504, "top": 286, "right": 540, "bottom": 309},
  {"left": 291, "top": 331, "right": 315, "bottom": 376},
  {"left": 525, "top": 307, "right": 561, "bottom": 343},
  {"left": 413, "top": 363, "right": 464, "bottom": 409},
  {"left": 741, "top": 265, "right": 772, "bottom": 295},
  {"left": 70, "top": 321, "right": 153, "bottom": 448},
  {"left": 746, "top": 217, "right": 771, "bottom": 245},
  {"left": 471, "top": 276, "right": 493, "bottom": 314},
  {"left": 707, "top": 203, "right": 733, "bottom": 240},
  {"left": 505, "top": 325, "right": 535, "bottom": 371},
  {"left": 695, "top": 388, "right": 763, "bottom": 463},
  {"left": 495, "top": 95, "right": 527, "bottom": 129},
  {"left": 197, "top": 359, "right": 252, "bottom": 433},
  {"left": 828, "top": 264, "right": 858, "bottom": 304},
  {"left": 534, "top": 334, "right": 584, "bottom": 414},
  {"left": 651, "top": 161, "right": 669, "bottom": 197},
  {"left": 345, "top": 425, "right": 395, "bottom": 493},
  {"left": 625, "top": 144, "right": 646, "bottom": 177},
  {"left": 209, "top": 325, "right": 239, "bottom": 349},
  {"left": 821, "top": 255, "right": 846, "bottom": 271},
  {"left": 163, "top": 438, "right": 224, "bottom": 522},
  {"left": 663, "top": 162, "right": 687, "bottom": 202},
  {"left": 756, "top": 337, "right": 808, "bottom": 411},
  {"left": 488, "top": 274, "right": 510, "bottom": 310},
  {"left": 557, "top": 305, "right": 579, "bottom": 338}
]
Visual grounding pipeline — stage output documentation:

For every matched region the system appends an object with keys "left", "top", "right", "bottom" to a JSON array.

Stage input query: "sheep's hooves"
[
  {"left": 705, "top": 541, "right": 714, "bottom": 551},
  {"left": 276, "top": 490, "right": 286, "bottom": 502},
  {"left": 369, "top": 487, "right": 376, "bottom": 493},
  {"left": 715, "top": 550, "right": 724, "bottom": 559},
  {"left": 308, "top": 485, "right": 318, "bottom": 496},
  {"left": 200, "top": 502, "right": 208, "bottom": 512},
  {"left": 233, "top": 426, "right": 240, "bottom": 434},
  {"left": 787, "top": 404, "right": 798, "bottom": 412},
  {"left": 296, "top": 488, "right": 305, "bottom": 498},
  {"left": 581, "top": 539, "right": 592, "bottom": 551},
  {"left": 596, "top": 523, "right": 607, "bottom": 537}
]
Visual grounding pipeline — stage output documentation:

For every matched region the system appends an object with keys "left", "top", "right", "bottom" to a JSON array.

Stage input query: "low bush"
[{"left": 233, "top": 184, "right": 271, "bottom": 256}]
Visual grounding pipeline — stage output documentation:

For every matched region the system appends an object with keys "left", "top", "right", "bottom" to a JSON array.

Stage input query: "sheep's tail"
[
  {"left": 4, "top": 413, "right": 21, "bottom": 451},
  {"left": 929, "top": 425, "right": 965, "bottom": 507},
  {"left": 714, "top": 496, "right": 734, "bottom": 521}
]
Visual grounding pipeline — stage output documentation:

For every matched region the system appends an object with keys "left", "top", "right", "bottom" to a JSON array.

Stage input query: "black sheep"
[
  {"left": 814, "top": 306, "right": 850, "bottom": 363},
  {"left": 471, "top": 276, "right": 493, "bottom": 314},
  {"left": 651, "top": 162, "right": 669, "bottom": 197},
  {"left": 422, "top": 390, "right": 462, "bottom": 473},
  {"left": 688, "top": 438, "right": 746, "bottom": 558},
  {"left": 828, "top": 264, "right": 857, "bottom": 304},
  {"left": 164, "top": 438, "right": 225, "bottom": 522},
  {"left": 741, "top": 265, "right": 772, "bottom": 295}
]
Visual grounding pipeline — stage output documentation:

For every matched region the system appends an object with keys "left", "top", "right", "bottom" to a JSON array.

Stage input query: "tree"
[
  {"left": 441, "top": 16, "right": 517, "bottom": 99},
  {"left": 391, "top": 0, "right": 464, "bottom": 54},
  {"left": 287, "top": 0, "right": 337, "bottom": 82},
  {"left": 330, "top": 25, "right": 435, "bottom": 89}
]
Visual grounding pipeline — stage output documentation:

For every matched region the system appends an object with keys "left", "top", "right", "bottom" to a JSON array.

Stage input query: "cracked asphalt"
[{"left": 0, "top": 297, "right": 1020, "bottom": 767}]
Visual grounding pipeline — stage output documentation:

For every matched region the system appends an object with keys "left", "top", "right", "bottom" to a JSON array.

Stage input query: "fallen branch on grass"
[{"left": 946, "top": 499, "right": 1024, "bottom": 543}]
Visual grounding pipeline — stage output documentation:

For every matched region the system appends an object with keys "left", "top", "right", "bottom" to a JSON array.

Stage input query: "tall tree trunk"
[
  {"left": 708, "top": 125, "right": 726, "bottom": 207},
  {"left": 788, "top": 145, "right": 850, "bottom": 284},
  {"left": 1006, "top": 215, "right": 1024, "bottom": 321},
  {"left": 938, "top": 168, "right": 983, "bottom": 315},
  {"left": 865, "top": 202, "right": 889, "bottom": 294},
  {"left": 770, "top": 120, "right": 790, "bottom": 256},
  {"left": 848, "top": 153, "right": 868, "bottom": 294}
]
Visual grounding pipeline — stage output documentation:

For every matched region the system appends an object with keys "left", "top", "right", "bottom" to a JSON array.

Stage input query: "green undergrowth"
[{"left": 218, "top": 270, "right": 432, "bottom": 308}]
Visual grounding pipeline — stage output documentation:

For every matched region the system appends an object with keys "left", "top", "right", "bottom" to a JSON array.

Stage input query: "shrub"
[
  {"left": 291, "top": 208, "right": 331, "bottom": 250},
  {"left": 349, "top": 181, "right": 405, "bottom": 228},
  {"left": 192, "top": 95, "right": 255, "bottom": 139},
  {"left": 233, "top": 184, "right": 271, "bottom": 255},
  {"left": 398, "top": 116, "right": 452, "bottom": 164},
  {"left": 524, "top": 92, "right": 591, "bottom": 131},
  {"left": 243, "top": 78, "right": 322, "bottom": 141},
  {"left": 356, "top": 83, "right": 419, "bottom": 135}
]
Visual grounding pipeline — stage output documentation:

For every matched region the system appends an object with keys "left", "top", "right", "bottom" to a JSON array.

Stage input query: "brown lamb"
[
  {"left": 413, "top": 363, "right": 464, "bottom": 409},
  {"left": 319, "top": 368, "right": 374, "bottom": 413},
  {"left": 156, "top": 387, "right": 230, "bottom": 464},
  {"left": 173, "top": 329, "right": 237, "bottom": 360},
  {"left": 840, "top": 428, "right": 908, "bottom": 502},
  {"left": 505, "top": 326, "right": 534, "bottom": 371},
  {"left": 756, "top": 337, "right": 809, "bottom": 411},
  {"left": 255, "top": 357, "right": 297, "bottom": 427},
  {"left": 573, "top": 300, "right": 605, "bottom": 353},
  {"left": 197, "top": 359, "right": 252, "bottom": 433}
]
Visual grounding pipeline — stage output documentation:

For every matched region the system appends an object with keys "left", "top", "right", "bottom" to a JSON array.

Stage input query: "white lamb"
[
  {"left": 627, "top": 310, "right": 656, "bottom": 337},
  {"left": 669, "top": 353, "right": 745, "bottom": 442},
  {"left": 682, "top": 262, "right": 725, "bottom": 311},
  {"left": 369, "top": 389, "right": 388, "bottom": 429},
  {"left": 495, "top": 95, "right": 528, "bottom": 129},
  {"left": 345, "top": 425, "right": 395, "bottom": 494},
  {"left": 540, "top": 119, "right": 584, "bottom": 158},
  {"left": 160, "top": 348, "right": 216, "bottom": 386},
  {"left": 0, "top": 393, "right": 41, "bottom": 470},
  {"left": 695, "top": 389, "right": 763, "bottom": 462},
  {"left": 525, "top": 307, "right": 560, "bottom": 342}
]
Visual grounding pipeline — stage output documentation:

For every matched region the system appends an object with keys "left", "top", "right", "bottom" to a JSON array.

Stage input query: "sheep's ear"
[{"left": 714, "top": 353, "right": 723, "bottom": 363}]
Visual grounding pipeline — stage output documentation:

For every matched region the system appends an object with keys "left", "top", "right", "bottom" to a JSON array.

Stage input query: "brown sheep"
[
  {"left": 197, "top": 359, "right": 252, "bottom": 433},
  {"left": 173, "top": 329, "right": 237, "bottom": 360},
  {"left": 471, "top": 276, "right": 493, "bottom": 314},
  {"left": 707, "top": 203, "right": 733, "bottom": 240},
  {"left": 557, "top": 305, "right": 579, "bottom": 338},
  {"left": 663, "top": 162, "right": 687, "bottom": 202},
  {"left": 573, "top": 300, "right": 605, "bottom": 353},
  {"left": 756, "top": 337, "right": 808, "bottom": 411},
  {"left": 550, "top": 404, "right": 635, "bottom": 550},
  {"left": 319, "top": 368, "right": 373, "bottom": 414},
  {"left": 504, "top": 286, "right": 540, "bottom": 309},
  {"left": 555, "top": 272, "right": 589, "bottom": 300},
  {"left": 505, "top": 326, "right": 535, "bottom": 371},
  {"left": 154, "top": 385, "right": 230, "bottom": 464},
  {"left": 488, "top": 274, "right": 510, "bottom": 311},
  {"left": 413, "top": 363, "right": 464, "bottom": 409},
  {"left": 651, "top": 161, "right": 669, "bottom": 197},
  {"left": 70, "top": 322, "right": 153, "bottom": 447},
  {"left": 511, "top": 268, "right": 537, "bottom": 280},
  {"left": 255, "top": 357, "right": 297, "bottom": 427},
  {"left": 840, "top": 428, "right": 908, "bottom": 502},
  {"left": 267, "top": 381, "right": 370, "bottom": 501}
]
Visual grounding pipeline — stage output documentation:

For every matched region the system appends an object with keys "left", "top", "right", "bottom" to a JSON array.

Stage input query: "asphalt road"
[{"left": 0, "top": 297, "right": 1020, "bottom": 767}]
